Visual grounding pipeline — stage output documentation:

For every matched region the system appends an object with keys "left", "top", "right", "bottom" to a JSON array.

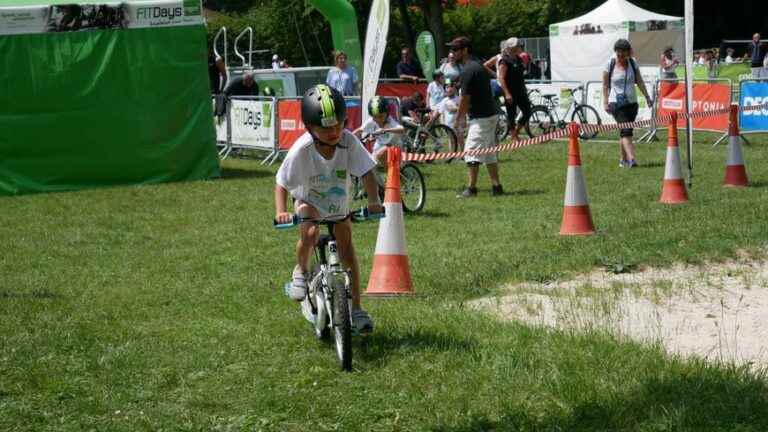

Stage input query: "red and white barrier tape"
[{"left": 403, "top": 102, "right": 768, "bottom": 163}]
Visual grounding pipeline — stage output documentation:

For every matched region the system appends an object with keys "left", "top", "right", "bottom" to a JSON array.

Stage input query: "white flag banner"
[
  {"left": 684, "top": 0, "right": 694, "bottom": 177},
  {"left": 361, "top": 0, "right": 390, "bottom": 126}
]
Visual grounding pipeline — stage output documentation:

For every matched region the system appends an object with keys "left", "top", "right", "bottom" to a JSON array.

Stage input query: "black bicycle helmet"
[
  {"left": 301, "top": 84, "right": 346, "bottom": 128},
  {"left": 367, "top": 96, "right": 390, "bottom": 116},
  {"left": 614, "top": 38, "right": 631, "bottom": 51}
]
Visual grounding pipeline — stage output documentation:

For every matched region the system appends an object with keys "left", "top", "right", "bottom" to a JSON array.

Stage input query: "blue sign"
[{"left": 739, "top": 81, "right": 768, "bottom": 132}]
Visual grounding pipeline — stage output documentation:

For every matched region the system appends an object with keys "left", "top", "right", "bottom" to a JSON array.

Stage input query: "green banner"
[
  {"left": 674, "top": 62, "right": 751, "bottom": 81},
  {"left": 415, "top": 31, "right": 436, "bottom": 81}
]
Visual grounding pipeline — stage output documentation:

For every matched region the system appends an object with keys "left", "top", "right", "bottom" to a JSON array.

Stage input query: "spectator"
[
  {"left": 427, "top": 70, "right": 446, "bottom": 110},
  {"left": 659, "top": 46, "right": 679, "bottom": 79},
  {"left": 497, "top": 37, "right": 532, "bottom": 142},
  {"left": 272, "top": 54, "right": 280, "bottom": 70},
  {"left": 704, "top": 49, "right": 717, "bottom": 78},
  {"left": 208, "top": 45, "right": 227, "bottom": 95},
  {"left": 517, "top": 40, "right": 531, "bottom": 69},
  {"left": 526, "top": 59, "right": 543, "bottom": 80},
  {"left": 447, "top": 36, "right": 504, "bottom": 198},
  {"left": 725, "top": 47, "right": 737, "bottom": 63},
  {"left": 224, "top": 72, "right": 259, "bottom": 97},
  {"left": 326, "top": 51, "right": 358, "bottom": 96},
  {"left": 746, "top": 33, "right": 766, "bottom": 78},
  {"left": 482, "top": 40, "right": 506, "bottom": 77},
  {"left": 396, "top": 47, "right": 423, "bottom": 81},
  {"left": 435, "top": 78, "right": 463, "bottom": 150},
  {"left": 439, "top": 52, "right": 462, "bottom": 82},
  {"left": 602, "top": 39, "right": 652, "bottom": 168}
]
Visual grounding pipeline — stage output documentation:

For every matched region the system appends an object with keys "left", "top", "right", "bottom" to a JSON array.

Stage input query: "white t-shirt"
[
  {"left": 435, "top": 95, "right": 460, "bottom": 127},
  {"left": 276, "top": 131, "right": 376, "bottom": 218},
  {"left": 361, "top": 117, "right": 402, "bottom": 153},
  {"left": 725, "top": 55, "right": 734, "bottom": 64},
  {"left": 427, "top": 81, "right": 446, "bottom": 109},
  {"left": 604, "top": 56, "right": 638, "bottom": 104}
]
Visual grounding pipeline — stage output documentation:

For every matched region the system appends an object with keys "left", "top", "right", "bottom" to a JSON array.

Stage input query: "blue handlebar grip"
[{"left": 273, "top": 214, "right": 298, "bottom": 229}]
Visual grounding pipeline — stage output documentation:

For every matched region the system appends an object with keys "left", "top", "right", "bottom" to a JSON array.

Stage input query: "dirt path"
[{"left": 471, "top": 258, "right": 768, "bottom": 371}]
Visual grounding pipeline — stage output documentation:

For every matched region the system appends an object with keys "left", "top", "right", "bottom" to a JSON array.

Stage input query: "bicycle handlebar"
[{"left": 274, "top": 208, "right": 386, "bottom": 229}]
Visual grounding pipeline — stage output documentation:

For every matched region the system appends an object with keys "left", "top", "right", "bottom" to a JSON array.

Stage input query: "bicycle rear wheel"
[
  {"left": 424, "top": 124, "right": 458, "bottom": 163},
  {"left": 400, "top": 164, "right": 425, "bottom": 213},
  {"left": 572, "top": 105, "right": 602, "bottom": 140},
  {"left": 527, "top": 105, "right": 555, "bottom": 137},
  {"left": 496, "top": 109, "right": 510, "bottom": 143},
  {"left": 332, "top": 284, "right": 352, "bottom": 371}
]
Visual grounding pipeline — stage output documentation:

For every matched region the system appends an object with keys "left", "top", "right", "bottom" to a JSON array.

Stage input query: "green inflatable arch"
[{"left": 309, "top": 0, "right": 363, "bottom": 76}]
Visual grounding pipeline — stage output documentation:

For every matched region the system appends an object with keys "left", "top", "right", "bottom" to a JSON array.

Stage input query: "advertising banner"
[
  {"left": 739, "top": 81, "right": 768, "bottom": 132},
  {"left": 415, "top": 31, "right": 436, "bottom": 81},
  {"left": 376, "top": 81, "right": 426, "bottom": 100},
  {"left": 361, "top": 0, "right": 389, "bottom": 126},
  {"left": 0, "top": 0, "right": 203, "bottom": 36},
  {"left": 657, "top": 81, "right": 731, "bottom": 131},
  {"left": 230, "top": 99, "right": 275, "bottom": 151}
]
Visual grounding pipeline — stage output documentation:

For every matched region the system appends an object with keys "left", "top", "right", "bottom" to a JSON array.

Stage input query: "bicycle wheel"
[
  {"left": 310, "top": 269, "right": 329, "bottom": 340},
  {"left": 423, "top": 124, "right": 458, "bottom": 163},
  {"left": 572, "top": 105, "right": 602, "bottom": 140},
  {"left": 332, "top": 281, "right": 352, "bottom": 371},
  {"left": 399, "top": 164, "right": 425, "bottom": 213},
  {"left": 527, "top": 105, "right": 555, "bottom": 137}
]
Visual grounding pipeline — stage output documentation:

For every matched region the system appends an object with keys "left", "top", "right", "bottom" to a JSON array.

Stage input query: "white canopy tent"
[{"left": 549, "top": 0, "right": 683, "bottom": 83}]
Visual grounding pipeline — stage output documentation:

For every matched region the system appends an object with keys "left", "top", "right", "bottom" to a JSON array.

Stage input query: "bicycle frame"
[{"left": 308, "top": 226, "right": 351, "bottom": 339}]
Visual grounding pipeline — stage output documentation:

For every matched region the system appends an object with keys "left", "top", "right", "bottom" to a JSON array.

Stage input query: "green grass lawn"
[{"left": 2, "top": 130, "right": 768, "bottom": 431}]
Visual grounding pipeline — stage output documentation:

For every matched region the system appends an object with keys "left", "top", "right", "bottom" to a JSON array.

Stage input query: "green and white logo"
[{"left": 183, "top": 0, "right": 201, "bottom": 16}]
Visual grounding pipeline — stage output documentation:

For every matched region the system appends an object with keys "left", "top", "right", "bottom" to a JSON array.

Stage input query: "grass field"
[{"left": 2, "top": 130, "right": 768, "bottom": 431}]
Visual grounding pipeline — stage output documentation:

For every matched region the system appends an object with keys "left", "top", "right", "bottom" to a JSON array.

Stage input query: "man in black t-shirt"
[
  {"left": 396, "top": 47, "right": 424, "bottom": 81},
  {"left": 224, "top": 72, "right": 260, "bottom": 97},
  {"left": 448, "top": 36, "right": 503, "bottom": 198}
]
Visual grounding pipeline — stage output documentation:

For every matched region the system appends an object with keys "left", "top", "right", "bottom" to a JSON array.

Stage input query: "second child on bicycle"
[
  {"left": 275, "top": 84, "right": 383, "bottom": 334},
  {"left": 434, "top": 78, "right": 464, "bottom": 150},
  {"left": 353, "top": 96, "right": 406, "bottom": 166}
]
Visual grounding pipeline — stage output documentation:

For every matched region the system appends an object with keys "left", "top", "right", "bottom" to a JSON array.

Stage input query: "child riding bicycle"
[
  {"left": 352, "top": 96, "right": 406, "bottom": 166},
  {"left": 274, "top": 84, "right": 383, "bottom": 334}
]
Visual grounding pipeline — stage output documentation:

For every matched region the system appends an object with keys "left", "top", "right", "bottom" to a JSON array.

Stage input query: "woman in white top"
[
  {"left": 602, "top": 39, "right": 653, "bottom": 168},
  {"left": 438, "top": 52, "right": 462, "bottom": 82},
  {"left": 325, "top": 51, "right": 359, "bottom": 96},
  {"left": 659, "top": 46, "right": 679, "bottom": 79}
]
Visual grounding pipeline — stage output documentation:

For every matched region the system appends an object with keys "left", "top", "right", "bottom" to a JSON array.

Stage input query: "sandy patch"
[{"left": 471, "top": 259, "right": 768, "bottom": 370}]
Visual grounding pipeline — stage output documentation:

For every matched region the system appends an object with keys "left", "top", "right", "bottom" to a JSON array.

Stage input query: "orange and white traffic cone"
[
  {"left": 723, "top": 104, "right": 749, "bottom": 188},
  {"left": 560, "top": 123, "right": 595, "bottom": 236},
  {"left": 366, "top": 147, "right": 414, "bottom": 296},
  {"left": 659, "top": 112, "right": 689, "bottom": 204}
]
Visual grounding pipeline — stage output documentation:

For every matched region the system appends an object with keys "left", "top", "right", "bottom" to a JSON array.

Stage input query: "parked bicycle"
[
  {"left": 353, "top": 134, "right": 426, "bottom": 213},
  {"left": 528, "top": 85, "right": 602, "bottom": 139},
  {"left": 401, "top": 108, "right": 458, "bottom": 163},
  {"left": 275, "top": 208, "right": 385, "bottom": 371},
  {"left": 494, "top": 88, "right": 547, "bottom": 141}
]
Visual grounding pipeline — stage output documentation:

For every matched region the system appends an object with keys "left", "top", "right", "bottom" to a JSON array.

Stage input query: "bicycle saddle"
[{"left": 541, "top": 94, "right": 558, "bottom": 100}]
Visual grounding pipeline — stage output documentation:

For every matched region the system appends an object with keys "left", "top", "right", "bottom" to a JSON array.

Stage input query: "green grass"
[{"left": 2, "top": 131, "right": 768, "bottom": 431}]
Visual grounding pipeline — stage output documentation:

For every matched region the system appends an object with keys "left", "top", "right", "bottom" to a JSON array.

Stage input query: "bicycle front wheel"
[
  {"left": 572, "top": 105, "right": 602, "bottom": 140},
  {"left": 332, "top": 284, "right": 352, "bottom": 372},
  {"left": 527, "top": 105, "right": 555, "bottom": 137},
  {"left": 496, "top": 109, "right": 510, "bottom": 143},
  {"left": 400, "top": 164, "right": 425, "bottom": 213},
  {"left": 424, "top": 124, "right": 458, "bottom": 163}
]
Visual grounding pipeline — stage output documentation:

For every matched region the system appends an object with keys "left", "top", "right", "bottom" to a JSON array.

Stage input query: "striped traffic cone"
[
  {"left": 560, "top": 123, "right": 595, "bottom": 236},
  {"left": 659, "top": 112, "right": 689, "bottom": 204},
  {"left": 724, "top": 104, "right": 749, "bottom": 188},
  {"left": 366, "top": 147, "right": 414, "bottom": 296}
]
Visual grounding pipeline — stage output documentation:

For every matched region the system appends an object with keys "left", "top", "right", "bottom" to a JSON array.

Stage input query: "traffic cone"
[
  {"left": 560, "top": 123, "right": 595, "bottom": 236},
  {"left": 659, "top": 112, "right": 689, "bottom": 204},
  {"left": 366, "top": 147, "right": 414, "bottom": 296},
  {"left": 723, "top": 104, "right": 749, "bottom": 188}
]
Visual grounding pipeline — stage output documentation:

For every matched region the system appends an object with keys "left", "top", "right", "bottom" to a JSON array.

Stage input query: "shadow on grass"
[
  {"left": 410, "top": 210, "right": 450, "bottom": 218},
  {"left": 432, "top": 365, "right": 768, "bottom": 431},
  {"left": 506, "top": 188, "right": 547, "bottom": 197},
  {"left": 636, "top": 161, "right": 665, "bottom": 168},
  {"left": 0, "top": 289, "right": 59, "bottom": 300},
  {"left": 219, "top": 168, "right": 272, "bottom": 180},
  {"left": 356, "top": 330, "right": 477, "bottom": 366},
  {"left": 749, "top": 181, "right": 768, "bottom": 189}
]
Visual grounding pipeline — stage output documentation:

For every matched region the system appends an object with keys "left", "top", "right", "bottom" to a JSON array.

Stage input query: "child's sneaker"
[
  {"left": 290, "top": 265, "right": 308, "bottom": 301},
  {"left": 619, "top": 159, "right": 628, "bottom": 168},
  {"left": 628, "top": 159, "right": 638, "bottom": 168},
  {"left": 352, "top": 309, "right": 374, "bottom": 335}
]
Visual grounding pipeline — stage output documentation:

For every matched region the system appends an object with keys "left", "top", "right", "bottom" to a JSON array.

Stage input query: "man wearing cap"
[
  {"left": 448, "top": 36, "right": 504, "bottom": 198},
  {"left": 498, "top": 37, "right": 531, "bottom": 141}
]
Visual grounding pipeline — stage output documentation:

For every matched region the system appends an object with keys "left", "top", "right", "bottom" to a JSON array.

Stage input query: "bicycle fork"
[{"left": 320, "top": 240, "right": 352, "bottom": 330}]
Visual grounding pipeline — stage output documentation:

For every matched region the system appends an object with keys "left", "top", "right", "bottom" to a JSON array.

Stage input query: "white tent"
[{"left": 549, "top": 0, "right": 683, "bottom": 83}]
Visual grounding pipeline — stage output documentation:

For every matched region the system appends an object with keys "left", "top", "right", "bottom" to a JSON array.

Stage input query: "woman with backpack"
[{"left": 603, "top": 39, "right": 653, "bottom": 168}]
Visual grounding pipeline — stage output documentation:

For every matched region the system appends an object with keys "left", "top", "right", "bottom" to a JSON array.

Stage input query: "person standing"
[
  {"left": 448, "top": 36, "right": 503, "bottom": 198},
  {"left": 396, "top": 47, "right": 423, "bottom": 81},
  {"left": 602, "top": 39, "right": 653, "bottom": 168},
  {"left": 272, "top": 54, "right": 281, "bottom": 70},
  {"left": 747, "top": 33, "right": 766, "bottom": 78},
  {"left": 426, "top": 70, "right": 446, "bottom": 110},
  {"left": 659, "top": 46, "right": 679, "bottom": 79},
  {"left": 439, "top": 52, "right": 462, "bottom": 82},
  {"left": 224, "top": 72, "right": 259, "bottom": 97},
  {"left": 326, "top": 51, "right": 359, "bottom": 96},
  {"left": 497, "top": 37, "right": 532, "bottom": 141}
]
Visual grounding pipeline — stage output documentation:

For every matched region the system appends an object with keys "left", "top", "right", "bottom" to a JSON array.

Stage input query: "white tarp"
[{"left": 549, "top": 0, "right": 683, "bottom": 83}]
